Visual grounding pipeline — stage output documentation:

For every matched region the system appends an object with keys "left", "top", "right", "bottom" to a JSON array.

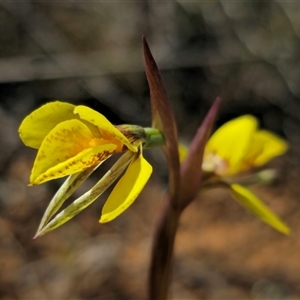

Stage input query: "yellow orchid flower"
[
  {"left": 19, "top": 101, "right": 158, "bottom": 237},
  {"left": 180, "top": 115, "right": 290, "bottom": 234},
  {"left": 19, "top": 101, "right": 139, "bottom": 185},
  {"left": 202, "top": 115, "right": 288, "bottom": 176}
]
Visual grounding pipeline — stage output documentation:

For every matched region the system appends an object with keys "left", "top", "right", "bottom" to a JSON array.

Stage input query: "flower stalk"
[{"left": 149, "top": 198, "right": 180, "bottom": 300}]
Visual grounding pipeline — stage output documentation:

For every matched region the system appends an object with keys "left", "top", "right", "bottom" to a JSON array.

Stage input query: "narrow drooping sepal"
[
  {"left": 142, "top": 36, "right": 180, "bottom": 203},
  {"left": 36, "top": 164, "right": 101, "bottom": 233},
  {"left": 180, "top": 97, "right": 221, "bottom": 209},
  {"left": 230, "top": 184, "right": 290, "bottom": 235},
  {"left": 34, "top": 151, "right": 135, "bottom": 238}
]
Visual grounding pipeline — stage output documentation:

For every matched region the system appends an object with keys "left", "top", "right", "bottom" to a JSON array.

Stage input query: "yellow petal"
[
  {"left": 178, "top": 143, "right": 188, "bottom": 163},
  {"left": 35, "top": 151, "right": 135, "bottom": 237},
  {"left": 241, "top": 130, "right": 288, "bottom": 170},
  {"left": 230, "top": 184, "right": 290, "bottom": 235},
  {"left": 100, "top": 153, "right": 152, "bottom": 223},
  {"left": 74, "top": 105, "right": 137, "bottom": 152},
  {"left": 19, "top": 101, "right": 77, "bottom": 149},
  {"left": 30, "top": 119, "right": 117, "bottom": 184},
  {"left": 204, "top": 115, "right": 257, "bottom": 175}
]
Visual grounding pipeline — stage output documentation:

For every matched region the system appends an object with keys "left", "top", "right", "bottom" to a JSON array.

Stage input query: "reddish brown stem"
[
  {"left": 148, "top": 98, "right": 221, "bottom": 299},
  {"left": 148, "top": 196, "right": 180, "bottom": 300}
]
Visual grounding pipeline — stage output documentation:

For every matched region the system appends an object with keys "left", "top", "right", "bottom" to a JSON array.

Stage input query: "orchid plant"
[{"left": 18, "top": 37, "right": 290, "bottom": 300}]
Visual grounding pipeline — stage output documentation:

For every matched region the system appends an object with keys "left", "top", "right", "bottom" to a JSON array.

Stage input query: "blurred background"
[{"left": 1, "top": 1, "right": 300, "bottom": 299}]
